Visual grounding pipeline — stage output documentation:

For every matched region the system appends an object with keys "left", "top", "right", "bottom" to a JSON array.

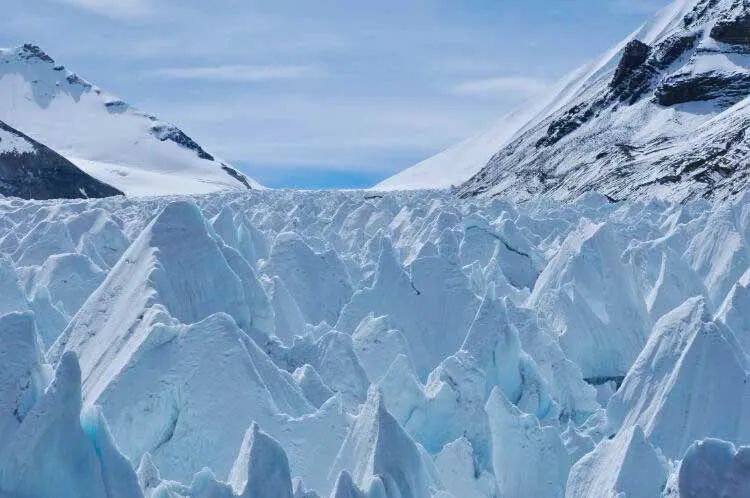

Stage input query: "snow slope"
[
  {"left": 0, "top": 44, "right": 260, "bottom": 196},
  {"left": 371, "top": 86, "right": 566, "bottom": 191},
  {"left": 0, "top": 188, "right": 749, "bottom": 497}
]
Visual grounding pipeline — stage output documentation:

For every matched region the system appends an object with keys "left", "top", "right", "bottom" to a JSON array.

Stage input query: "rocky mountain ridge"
[{"left": 457, "top": 0, "right": 750, "bottom": 202}]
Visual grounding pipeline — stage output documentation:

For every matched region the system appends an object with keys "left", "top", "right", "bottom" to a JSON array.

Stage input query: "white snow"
[{"left": 0, "top": 125, "right": 34, "bottom": 155}]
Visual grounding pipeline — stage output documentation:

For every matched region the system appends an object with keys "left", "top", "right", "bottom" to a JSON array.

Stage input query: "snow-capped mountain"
[
  {"left": 378, "top": 0, "right": 750, "bottom": 203},
  {"left": 0, "top": 44, "right": 260, "bottom": 196},
  {"left": 0, "top": 119, "right": 122, "bottom": 199}
]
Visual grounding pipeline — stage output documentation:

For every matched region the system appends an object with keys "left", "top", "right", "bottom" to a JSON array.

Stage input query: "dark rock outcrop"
[
  {"left": 611, "top": 40, "right": 651, "bottom": 88},
  {"left": 0, "top": 121, "right": 122, "bottom": 200},
  {"left": 650, "top": 33, "right": 699, "bottom": 69},
  {"left": 610, "top": 40, "right": 660, "bottom": 104},
  {"left": 711, "top": 11, "right": 750, "bottom": 45},
  {"left": 16, "top": 43, "right": 54, "bottom": 64},
  {"left": 221, "top": 164, "right": 254, "bottom": 189},
  {"left": 150, "top": 124, "right": 215, "bottom": 161},
  {"left": 536, "top": 104, "right": 597, "bottom": 148},
  {"left": 656, "top": 72, "right": 750, "bottom": 106},
  {"left": 683, "top": 0, "right": 721, "bottom": 28}
]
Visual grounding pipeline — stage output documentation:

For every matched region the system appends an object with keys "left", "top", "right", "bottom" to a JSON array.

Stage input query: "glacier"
[{"left": 0, "top": 188, "right": 749, "bottom": 497}]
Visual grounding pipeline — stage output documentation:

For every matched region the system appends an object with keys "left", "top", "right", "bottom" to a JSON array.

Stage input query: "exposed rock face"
[
  {"left": 611, "top": 40, "right": 652, "bottom": 89},
  {"left": 0, "top": 121, "right": 122, "bottom": 200},
  {"left": 651, "top": 33, "right": 700, "bottom": 69},
  {"left": 16, "top": 43, "right": 54, "bottom": 63},
  {"left": 456, "top": 0, "right": 750, "bottom": 203},
  {"left": 536, "top": 104, "right": 597, "bottom": 148},
  {"left": 150, "top": 124, "right": 216, "bottom": 161},
  {"left": 710, "top": 6, "right": 750, "bottom": 45},
  {"left": 656, "top": 72, "right": 750, "bottom": 106}
]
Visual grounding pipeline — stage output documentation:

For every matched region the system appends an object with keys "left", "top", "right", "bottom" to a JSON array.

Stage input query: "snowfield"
[{"left": 0, "top": 188, "right": 749, "bottom": 497}]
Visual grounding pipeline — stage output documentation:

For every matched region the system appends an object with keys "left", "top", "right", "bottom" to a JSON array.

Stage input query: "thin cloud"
[
  {"left": 151, "top": 64, "right": 323, "bottom": 82},
  {"left": 143, "top": 95, "right": 498, "bottom": 172},
  {"left": 51, "top": 0, "right": 152, "bottom": 19},
  {"left": 612, "top": 0, "right": 670, "bottom": 15},
  {"left": 451, "top": 76, "right": 550, "bottom": 98}
]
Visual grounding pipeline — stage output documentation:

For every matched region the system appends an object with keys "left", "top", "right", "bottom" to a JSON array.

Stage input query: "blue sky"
[{"left": 1, "top": 0, "right": 670, "bottom": 187}]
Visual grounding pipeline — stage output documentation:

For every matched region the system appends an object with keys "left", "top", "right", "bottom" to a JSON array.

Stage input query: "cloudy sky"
[{"left": 1, "top": 0, "right": 669, "bottom": 187}]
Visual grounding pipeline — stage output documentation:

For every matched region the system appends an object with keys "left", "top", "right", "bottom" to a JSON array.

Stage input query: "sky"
[{"left": 0, "top": 0, "right": 671, "bottom": 188}]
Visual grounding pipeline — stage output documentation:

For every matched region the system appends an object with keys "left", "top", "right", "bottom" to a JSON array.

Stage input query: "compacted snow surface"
[{"left": 0, "top": 188, "right": 749, "bottom": 497}]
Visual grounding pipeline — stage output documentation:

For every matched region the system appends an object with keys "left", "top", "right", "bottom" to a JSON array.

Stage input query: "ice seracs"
[
  {"left": 262, "top": 232, "right": 353, "bottom": 327},
  {"left": 607, "top": 296, "right": 750, "bottom": 460},
  {"left": 0, "top": 351, "right": 143, "bottom": 498},
  {"left": 565, "top": 425, "right": 667, "bottom": 498},
  {"left": 0, "top": 187, "right": 749, "bottom": 496},
  {"left": 0, "top": 312, "right": 49, "bottom": 441},
  {"left": 717, "top": 267, "right": 750, "bottom": 353},
  {"left": 228, "top": 423, "right": 294, "bottom": 498},
  {"left": 433, "top": 438, "right": 497, "bottom": 498},
  {"left": 88, "top": 312, "right": 312, "bottom": 483},
  {"left": 528, "top": 219, "right": 649, "bottom": 378},
  {"left": 485, "top": 388, "right": 569, "bottom": 498},
  {"left": 351, "top": 314, "right": 413, "bottom": 384},
  {"left": 338, "top": 236, "right": 480, "bottom": 379},
  {"left": 329, "top": 387, "right": 434, "bottom": 498},
  {"left": 677, "top": 438, "right": 750, "bottom": 498},
  {"left": 266, "top": 275, "right": 307, "bottom": 344},
  {"left": 49, "top": 200, "right": 263, "bottom": 385}
]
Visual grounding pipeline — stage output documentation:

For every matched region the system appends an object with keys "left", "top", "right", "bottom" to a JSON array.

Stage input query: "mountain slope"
[
  {"left": 0, "top": 44, "right": 260, "bottom": 196},
  {"left": 377, "top": 0, "right": 750, "bottom": 202},
  {"left": 371, "top": 47, "right": 623, "bottom": 192},
  {"left": 0, "top": 119, "right": 122, "bottom": 199},
  {"left": 371, "top": 98, "right": 558, "bottom": 191},
  {"left": 458, "top": 0, "right": 750, "bottom": 202}
]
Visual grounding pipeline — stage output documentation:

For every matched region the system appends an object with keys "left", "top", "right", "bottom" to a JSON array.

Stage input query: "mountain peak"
[
  {"left": 16, "top": 43, "right": 55, "bottom": 64},
  {"left": 0, "top": 42, "right": 262, "bottom": 196}
]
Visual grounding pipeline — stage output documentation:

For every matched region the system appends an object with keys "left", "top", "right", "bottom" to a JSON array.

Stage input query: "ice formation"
[{"left": 0, "top": 187, "right": 749, "bottom": 497}]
